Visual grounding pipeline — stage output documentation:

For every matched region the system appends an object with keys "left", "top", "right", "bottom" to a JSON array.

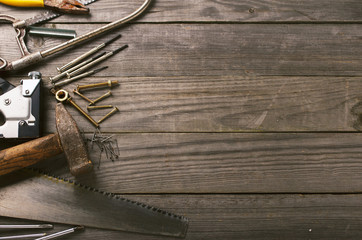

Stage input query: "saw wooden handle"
[{"left": 0, "top": 134, "right": 63, "bottom": 176}]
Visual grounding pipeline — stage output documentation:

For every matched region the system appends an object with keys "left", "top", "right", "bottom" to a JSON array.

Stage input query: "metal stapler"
[{"left": 0, "top": 72, "right": 41, "bottom": 138}]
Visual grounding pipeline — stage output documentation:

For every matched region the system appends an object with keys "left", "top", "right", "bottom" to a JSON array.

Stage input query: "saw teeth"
[{"left": 26, "top": 168, "right": 188, "bottom": 221}]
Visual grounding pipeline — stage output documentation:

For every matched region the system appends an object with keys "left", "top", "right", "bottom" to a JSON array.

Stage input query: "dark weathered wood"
[
  {"left": 2, "top": 194, "right": 362, "bottom": 239},
  {"left": 1, "top": 0, "right": 362, "bottom": 23},
  {"left": 31, "top": 75, "right": 361, "bottom": 133},
  {"left": 32, "top": 133, "right": 362, "bottom": 194},
  {"left": 1, "top": 0, "right": 362, "bottom": 239},
  {"left": 2, "top": 24, "right": 362, "bottom": 77}
]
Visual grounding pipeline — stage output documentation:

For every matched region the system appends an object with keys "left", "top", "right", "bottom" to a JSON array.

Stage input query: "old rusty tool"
[
  {"left": 0, "top": 0, "right": 152, "bottom": 71},
  {"left": 0, "top": 103, "right": 93, "bottom": 176},
  {"left": 0, "top": 169, "right": 189, "bottom": 238},
  {"left": 0, "top": 0, "right": 89, "bottom": 14}
]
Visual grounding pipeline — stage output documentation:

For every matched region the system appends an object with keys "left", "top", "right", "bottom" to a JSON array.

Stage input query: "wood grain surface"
[
  {"left": 2, "top": 24, "right": 362, "bottom": 77},
  {"left": 2, "top": 194, "right": 362, "bottom": 239},
  {"left": 1, "top": 0, "right": 362, "bottom": 23},
  {"left": 36, "top": 76, "right": 362, "bottom": 132},
  {"left": 1, "top": 0, "right": 362, "bottom": 239}
]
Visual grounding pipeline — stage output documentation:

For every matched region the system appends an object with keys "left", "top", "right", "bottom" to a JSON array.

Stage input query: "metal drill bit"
[
  {"left": 50, "top": 52, "right": 106, "bottom": 83},
  {"left": 0, "top": 233, "right": 47, "bottom": 240},
  {"left": 0, "top": 224, "right": 53, "bottom": 229},
  {"left": 53, "top": 66, "right": 108, "bottom": 88},
  {"left": 35, "top": 226, "right": 84, "bottom": 240},
  {"left": 67, "top": 45, "right": 128, "bottom": 79},
  {"left": 57, "top": 34, "right": 121, "bottom": 72}
]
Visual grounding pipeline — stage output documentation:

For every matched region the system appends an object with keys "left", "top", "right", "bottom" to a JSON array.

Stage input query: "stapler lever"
[{"left": 0, "top": 71, "right": 41, "bottom": 138}]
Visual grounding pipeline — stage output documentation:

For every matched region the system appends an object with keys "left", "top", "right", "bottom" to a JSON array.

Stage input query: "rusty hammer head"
[{"left": 55, "top": 103, "right": 92, "bottom": 176}]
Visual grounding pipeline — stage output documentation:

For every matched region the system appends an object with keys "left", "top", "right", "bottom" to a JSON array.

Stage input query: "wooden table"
[{"left": 1, "top": 0, "right": 362, "bottom": 239}]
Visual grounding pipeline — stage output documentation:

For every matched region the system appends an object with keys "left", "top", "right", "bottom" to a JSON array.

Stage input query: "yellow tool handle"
[{"left": 0, "top": 0, "right": 44, "bottom": 7}]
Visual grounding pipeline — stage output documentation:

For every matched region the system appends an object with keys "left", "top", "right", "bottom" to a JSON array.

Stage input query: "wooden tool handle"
[{"left": 0, "top": 134, "right": 63, "bottom": 176}]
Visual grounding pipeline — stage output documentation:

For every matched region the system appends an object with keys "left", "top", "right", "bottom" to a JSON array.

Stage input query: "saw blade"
[
  {"left": 24, "top": 0, "right": 98, "bottom": 27},
  {"left": 0, "top": 169, "right": 188, "bottom": 238}
]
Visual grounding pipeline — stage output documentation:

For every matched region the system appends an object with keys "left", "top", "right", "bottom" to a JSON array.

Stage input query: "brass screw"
[
  {"left": 97, "top": 107, "right": 119, "bottom": 124},
  {"left": 55, "top": 89, "right": 99, "bottom": 128},
  {"left": 77, "top": 80, "right": 118, "bottom": 92},
  {"left": 90, "top": 91, "right": 112, "bottom": 106},
  {"left": 73, "top": 89, "right": 95, "bottom": 105},
  {"left": 87, "top": 105, "right": 113, "bottom": 111},
  {"left": 67, "top": 98, "right": 100, "bottom": 128}
]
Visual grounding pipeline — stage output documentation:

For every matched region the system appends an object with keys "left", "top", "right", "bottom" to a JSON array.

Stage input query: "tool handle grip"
[
  {"left": 0, "top": 134, "right": 62, "bottom": 176},
  {"left": 0, "top": 0, "right": 44, "bottom": 7}
]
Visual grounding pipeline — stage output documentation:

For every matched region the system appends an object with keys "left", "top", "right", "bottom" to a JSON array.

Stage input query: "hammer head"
[{"left": 55, "top": 103, "right": 93, "bottom": 176}]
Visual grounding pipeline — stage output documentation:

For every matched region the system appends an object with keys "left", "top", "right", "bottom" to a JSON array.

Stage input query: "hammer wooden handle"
[{"left": 0, "top": 134, "right": 62, "bottom": 176}]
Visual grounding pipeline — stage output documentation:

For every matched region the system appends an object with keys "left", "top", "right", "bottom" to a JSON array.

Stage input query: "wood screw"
[
  {"left": 97, "top": 107, "right": 119, "bottom": 124},
  {"left": 76, "top": 80, "right": 118, "bottom": 92},
  {"left": 90, "top": 91, "right": 112, "bottom": 106},
  {"left": 87, "top": 105, "right": 113, "bottom": 111}
]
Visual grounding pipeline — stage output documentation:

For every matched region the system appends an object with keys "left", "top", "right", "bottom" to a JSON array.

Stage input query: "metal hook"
[
  {"left": 0, "top": 14, "right": 30, "bottom": 69},
  {"left": 0, "top": 57, "right": 7, "bottom": 70},
  {"left": 1, "top": 0, "right": 152, "bottom": 71}
]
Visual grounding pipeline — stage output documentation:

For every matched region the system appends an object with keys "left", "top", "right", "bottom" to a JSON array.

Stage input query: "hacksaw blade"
[
  {"left": 24, "top": 0, "right": 98, "bottom": 27},
  {"left": 0, "top": 169, "right": 188, "bottom": 238}
]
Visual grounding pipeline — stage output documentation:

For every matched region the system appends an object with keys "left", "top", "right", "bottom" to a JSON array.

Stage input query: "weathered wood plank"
[
  {"left": 1, "top": 24, "right": 362, "bottom": 77},
  {"left": 1, "top": 0, "right": 362, "bottom": 23},
  {"left": 32, "top": 75, "right": 361, "bottom": 133},
  {"left": 2, "top": 194, "right": 362, "bottom": 239},
  {"left": 31, "top": 133, "right": 362, "bottom": 194}
]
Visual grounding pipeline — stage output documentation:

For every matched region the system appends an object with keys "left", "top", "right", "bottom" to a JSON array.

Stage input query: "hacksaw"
[{"left": 0, "top": 169, "right": 189, "bottom": 238}]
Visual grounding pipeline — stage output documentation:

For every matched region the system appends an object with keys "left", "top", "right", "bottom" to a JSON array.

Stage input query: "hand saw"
[
  {"left": 0, "top": 0, "right": 151, "bottom": 71},
  {"left": 0, "top": 0, "right": 96, "bottom": 28},
  {"left": 0, "top": 0, "right": 97, "bottom": 69},
  {"left": 0, "top": 169, "right": 189, "bottom": 238},
  {"left": 0, "top": 0, "right": 90, "bottom": 14}
]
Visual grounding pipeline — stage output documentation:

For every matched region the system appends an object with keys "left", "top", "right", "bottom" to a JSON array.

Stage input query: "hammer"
[{"left": 0, "top": 103, "right": 93, "bottom": 176}]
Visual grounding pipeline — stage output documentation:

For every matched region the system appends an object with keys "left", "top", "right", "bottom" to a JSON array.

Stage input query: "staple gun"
[{"left": 0, "top": 72, "right": 41, "bottom": 138}]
